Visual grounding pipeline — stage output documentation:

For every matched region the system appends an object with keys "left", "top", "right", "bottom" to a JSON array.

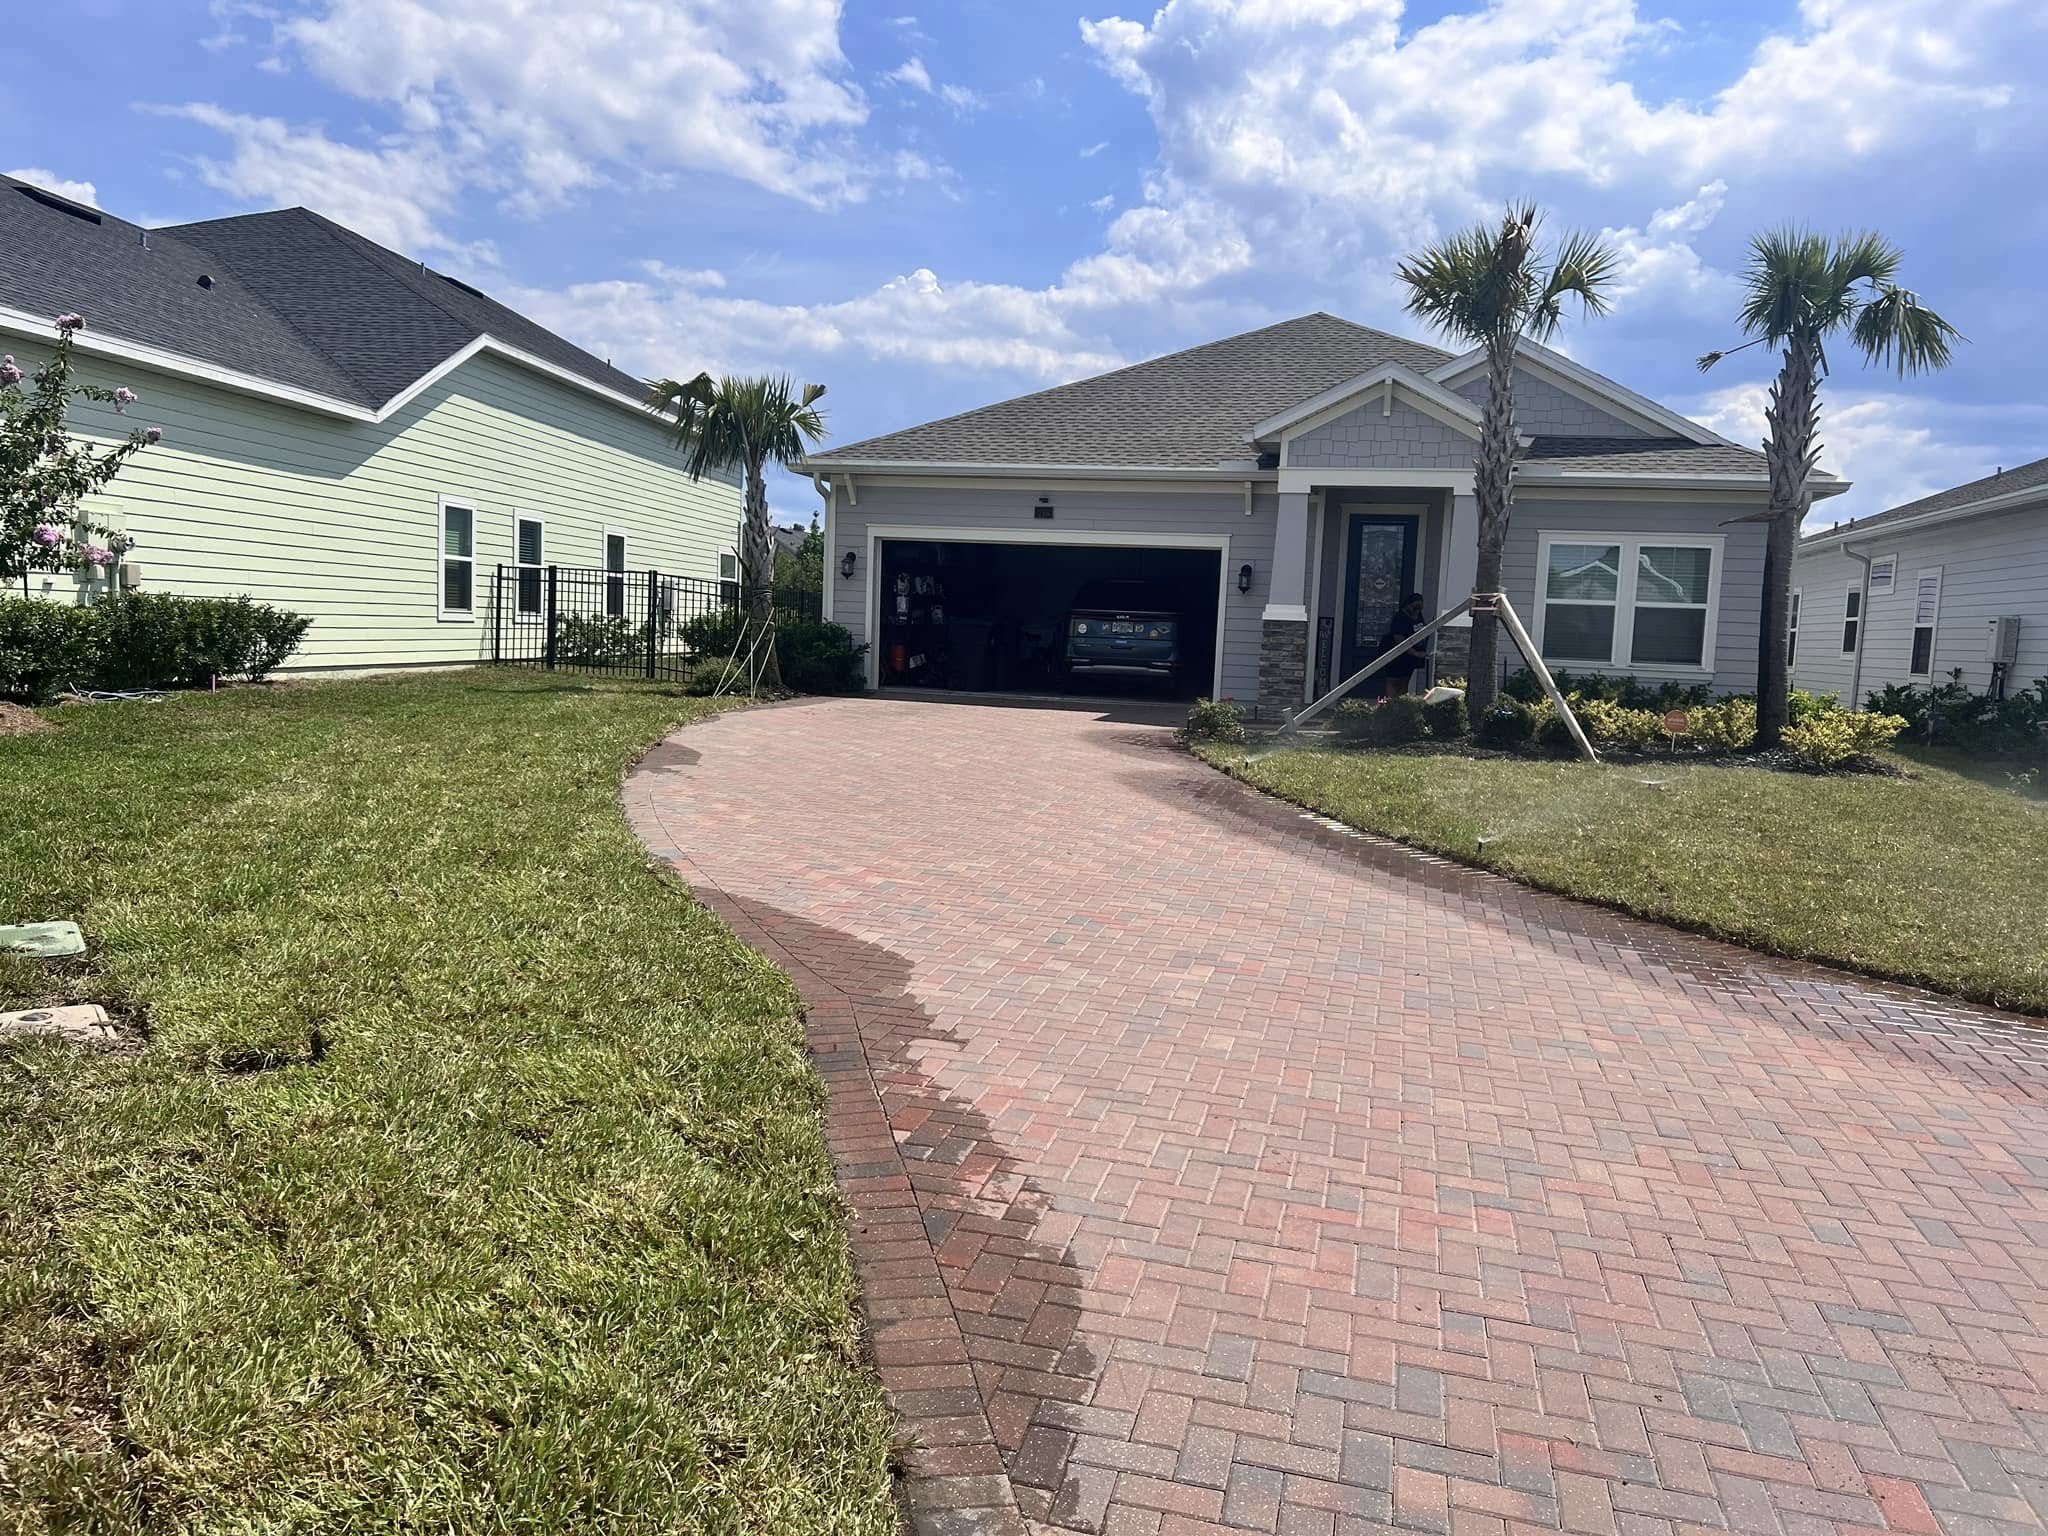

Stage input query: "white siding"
[
  {"left": 1505, "top": 493, "right": 1771, "bottom": 694},
  {"left": 1793, "top": 502, "right": 2048, "bottom": 704},
  {"left": 17, "top": 339, "right": 740, "bottom": 672},
  {"left": 830, "top": 482, "right": 1272, "bottom": 702}
]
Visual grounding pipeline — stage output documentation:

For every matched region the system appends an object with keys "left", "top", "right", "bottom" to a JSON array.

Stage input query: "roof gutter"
[{"left": 796, "top": 458, "right": 1280, "bottom": 482}]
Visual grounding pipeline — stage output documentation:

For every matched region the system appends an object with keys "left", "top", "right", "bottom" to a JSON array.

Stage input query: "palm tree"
[
  {"left": 646, "top": 372, "right": 827, "bottom": 690},
  {"left": 1397, "top": 204, "right": 1618, "bottom": 721},
  {"left": 1698, "top": 230, "right": 1959, "bottom": 746}
]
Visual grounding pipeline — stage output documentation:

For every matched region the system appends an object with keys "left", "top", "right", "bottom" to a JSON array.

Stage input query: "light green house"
[{"left": 3, "top": 176, "right": 739, "bottom": 673}]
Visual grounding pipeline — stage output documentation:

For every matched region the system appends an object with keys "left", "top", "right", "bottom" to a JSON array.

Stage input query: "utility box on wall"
[{"left": 1988, "top": 615, "right": 2021, "bottom": 664}]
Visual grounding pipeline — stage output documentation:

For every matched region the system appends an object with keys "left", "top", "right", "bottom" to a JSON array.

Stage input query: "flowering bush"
[{"left": 2, "top": 314, "right": 160, "bottom": 585}]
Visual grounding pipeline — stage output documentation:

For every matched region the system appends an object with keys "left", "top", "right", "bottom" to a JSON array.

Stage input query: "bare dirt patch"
[{"left": 0, "top": 704, "right": 52, "bottom": 738}]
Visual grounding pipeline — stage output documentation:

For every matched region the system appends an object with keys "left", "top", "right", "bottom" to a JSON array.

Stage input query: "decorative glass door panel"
[{"left": 1340, "top": 514, "right": 1419, "bottom": 680}]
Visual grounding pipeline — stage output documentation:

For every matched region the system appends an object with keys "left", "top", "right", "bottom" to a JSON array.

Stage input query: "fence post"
[
  {"left": 543, "top": 565, "right": 559, "bottom": 671},
  {"left": 492, "top": 564, "right": 503, "bottom": 665},
  {"left": 644, "top": 569, "right": 659, "bottom": 679}
]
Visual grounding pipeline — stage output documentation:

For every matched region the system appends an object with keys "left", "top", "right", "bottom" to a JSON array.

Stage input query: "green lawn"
[
  {"left": 1195, "top": 740, "right": 2048, "bottom": 1014},
  {"left": 0, "top": 671, "right": 895, "bottom": 1534}
]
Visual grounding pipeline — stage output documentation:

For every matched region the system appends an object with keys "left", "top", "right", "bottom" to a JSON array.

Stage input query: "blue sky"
[{"left": 7, "top": 0, "right": 2046, "bottom": 526}]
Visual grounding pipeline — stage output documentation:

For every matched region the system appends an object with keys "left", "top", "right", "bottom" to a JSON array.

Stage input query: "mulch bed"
[{"left": 0, "top": 703, "right": 54, "bottom": 737}]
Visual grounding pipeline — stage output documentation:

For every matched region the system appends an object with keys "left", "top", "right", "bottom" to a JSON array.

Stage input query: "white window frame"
[
  {"left": 1867, "top": 555, "right": 1896, "bottom": 595},
  {"left": 1909, "top": 566, "right": 1943, "bottom": 677},
  {"left": 603, "top": 527, "right": 629, "bottom": 619},
  {"left": 1532, "top": 530, "right": 1724, "bottom": 676},
  {"left": 1788, "top": 587, "right": 1801, "bottom": 671},
  {"left": 438, "top": 496, "right": 476, "bottom": 623},
  {"left": 514, "top": 512, "right": 547, "bottom": 623},
  {"left": 1841, "top": 582, "right": 1861, "bottom": 655}
]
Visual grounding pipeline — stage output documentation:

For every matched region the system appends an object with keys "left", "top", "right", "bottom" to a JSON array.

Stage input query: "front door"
[{"left": 1340, "top": 513, "right": 1420, "bottom": 683}]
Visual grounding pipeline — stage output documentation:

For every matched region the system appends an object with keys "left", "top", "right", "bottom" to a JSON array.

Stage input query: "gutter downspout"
[{"left": 1841, "top": 541, "right": 1872, "bottom": 710}]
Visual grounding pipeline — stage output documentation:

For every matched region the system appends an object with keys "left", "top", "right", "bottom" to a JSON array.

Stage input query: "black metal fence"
[{"left": 488, "top": 564, "right": 822, "bottom": 681}]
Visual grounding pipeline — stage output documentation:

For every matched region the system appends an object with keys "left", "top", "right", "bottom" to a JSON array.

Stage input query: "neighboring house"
[
  {"left": 1, "top": 175, "right": 739, "bottom": 673},
  {"left": 1792, "top": 455, "right": 2048, "bottom": 707},
  {"left": 801, "top": 313, "right": 1842, "bottom": 717}
]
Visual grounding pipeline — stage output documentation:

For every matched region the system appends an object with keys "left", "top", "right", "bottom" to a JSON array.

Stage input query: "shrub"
[
  {"left": 555, "top": 614, "right": 646, "bottom": 668},
  {"left": 1574, "top": 697, "right": 1665, "bottom": 752},
  {"left": 1690, "top": 698, "right": 1757, "bottom": 753},
  {"left": 0, "top": 598, "right": 102, "bottom": 703},
  {"left": 678, "top": 656, "right": 737, "bottom": 696},
  {"left": 1869, "top": 676, "right": 2047, "bottom": 756},
  {"left": 1364, "top": 693, "right": 1430, "bottom": 745},
  {"left": 1503, "top": 668, "right": 1713, "bottom": 713},
  {"left": 1475, "top": 697, "right": 1535, "bottom": 749},
  {"left": 1531, "top": 697, "right": 1574, "bottom": 755},
  {"left": 676, "top": 607, "right": 866, "bottom": 695},
  {"left": 1186, "top": 696, "right": 1245, "bottom": 740},
  {"left": 1782, "top": 711, "right": 1908, "bottom": 770},
  {"left": 95, "top": 592, "right": 311, "bottom": 689},
  {"left": 1423, "top": 693, "right": 1468, "bottom": 739}
]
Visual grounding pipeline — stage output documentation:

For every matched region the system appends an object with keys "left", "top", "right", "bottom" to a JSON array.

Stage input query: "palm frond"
[
  {"left": 1525, "top": 227, "right": 1619, "bottom": 341},
  {"left": 1852, "top": 286, "right": 1963, "bottom": 377},
  {"left": 647, "top": 372, "right": 830, "bottom": 481}
]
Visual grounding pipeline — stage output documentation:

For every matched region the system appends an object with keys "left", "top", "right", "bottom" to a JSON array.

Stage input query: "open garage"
[{"left": 872, "top": 538, "right": 1223, "bottom": 699}]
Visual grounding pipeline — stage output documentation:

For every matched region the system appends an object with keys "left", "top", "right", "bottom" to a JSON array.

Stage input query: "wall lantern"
[
  {"left": 1237, "top": 563, "right": 1254, "bottom": 594},
  {"left": 839, "top": 550, "right": 858, "bottom": 580}
]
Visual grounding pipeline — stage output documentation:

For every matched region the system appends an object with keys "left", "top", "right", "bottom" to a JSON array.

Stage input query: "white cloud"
[
  {"left": 1078, "top": 0, "right": 2033, "bottom": 258},
  {"left": 888, "top": 56, "right": 933, "bottom": 93},
  {"left": 939, "top": 84, "right": 984, "bottom": 114},
  {"left": 1089, "top": 193, "right": 1116, "bottom": 213},
  {"left": 152, "top": 104, "right": 466, "bottom": 253},
  {"left": 1598, "top": 181, "right": 1737, "bottom": 316},
  {"left": 1690, "top": 383, "right": 2048, "bottom": 526},
  {"left": 273, "top": 0, "right": 870, "bottom": 209},
  {"left": 1080, "top": 141, "right": 1109, "bottom": 158},
  {"left": 5, "top": 168, "right": 99, "bottom": 207}
]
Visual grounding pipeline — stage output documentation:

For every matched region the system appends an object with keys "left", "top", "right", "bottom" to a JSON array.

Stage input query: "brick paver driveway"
[{"left": 627, "top": 697, "right": 2048, "bottom": 1536}]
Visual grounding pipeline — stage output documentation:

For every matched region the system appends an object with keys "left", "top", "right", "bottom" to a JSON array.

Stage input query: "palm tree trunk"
[
  {"left": 742, "top": 457, "right": 783, "bottom": 692},
  {"left": 1756, "top": 333, "right": 1821, "bottom": 747},
  {"left": 1466, "top": 338, "right": 1518, "bottom": 724}
]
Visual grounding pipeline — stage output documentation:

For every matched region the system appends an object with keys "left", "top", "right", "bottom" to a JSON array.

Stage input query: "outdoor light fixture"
[
  {"left": 839, "top": 550, "right": 857, "bottom": 579},
  {"left": 1237, "top": 563, "right": 1254, "bottom": 594}
]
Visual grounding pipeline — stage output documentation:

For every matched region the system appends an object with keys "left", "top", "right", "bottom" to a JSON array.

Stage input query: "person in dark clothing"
[{"left": 1375, "top": 593, "right": 1430, "bottom": 696}]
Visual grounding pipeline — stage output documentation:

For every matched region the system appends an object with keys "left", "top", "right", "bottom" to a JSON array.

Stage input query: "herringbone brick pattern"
[{"left": 626, "top": 698, "right": 2048, "bottom": 1536}]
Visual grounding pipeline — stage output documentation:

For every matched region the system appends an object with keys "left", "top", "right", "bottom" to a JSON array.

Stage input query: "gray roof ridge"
[{"left": 1307, "top": 309, "right": 1454, "bottom": 363}]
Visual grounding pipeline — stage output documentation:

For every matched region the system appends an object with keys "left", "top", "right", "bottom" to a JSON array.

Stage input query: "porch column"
[
  {"left": 1436, "top": 491, "right": 1480, "bottom": 681},
  {"left": 1258, "top": 491, "right": 1312, "bottom": 720}
]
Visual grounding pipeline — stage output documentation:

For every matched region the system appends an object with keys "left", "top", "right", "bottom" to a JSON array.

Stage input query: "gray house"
[
  {"left": 801, "top": 314, "right": 1840, "bottom": 718},
  {"left": 1791, "top": 455, "right": 2047, "bottom": 707}
]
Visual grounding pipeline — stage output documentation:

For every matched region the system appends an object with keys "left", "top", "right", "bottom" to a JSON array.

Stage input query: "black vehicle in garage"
[{"left": 1064, "top": 579, "right": 1183, "bottom": 686}]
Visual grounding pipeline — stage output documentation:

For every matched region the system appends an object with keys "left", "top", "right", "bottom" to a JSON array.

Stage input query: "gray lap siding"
[{"left": 830, "top": 482, "right": 1276, "bottom": 703}]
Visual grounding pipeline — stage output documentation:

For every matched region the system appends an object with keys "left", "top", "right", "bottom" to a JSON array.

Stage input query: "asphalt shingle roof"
[
  {"left": 814, "top": 313, "right": 1454, "bottom": 468},
  {"left": 0, "top": 175, "right": 642, "bottom": 411},
  {"left": 1523, "top": 436, "right": 1769, "bottom": 475},
  {"left": 1809, "top": 452, "right": 2048, "bottom": 540},
  {"left": 812, "top": 314, "right": 1759, "bottom": 477}
]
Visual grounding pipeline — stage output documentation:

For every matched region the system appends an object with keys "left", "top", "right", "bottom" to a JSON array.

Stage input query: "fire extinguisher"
[{"left": 890, "top": 643, "right": 908, "bottom": 675}]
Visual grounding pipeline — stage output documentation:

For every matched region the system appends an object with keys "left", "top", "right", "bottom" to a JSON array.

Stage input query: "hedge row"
[{"left": 0, "top": 593, "right": 311, "bottom": 703}]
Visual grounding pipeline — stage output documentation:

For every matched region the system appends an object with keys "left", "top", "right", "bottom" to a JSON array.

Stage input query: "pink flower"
[
  {"left": 144, "top": 426, "right": 163, "bottom": 444},
  {"left": 84, "top": 544, "right": 114, "bottom": 566},
  {"left": 0, "top": 356, "right": 20, "bottom": 386},
  {"left": 33, "top": 526, "right": 66, "bottom": 548},
  {"left": 54, "top": 313, "right": 84, "bottom": 333},
  {"left": 113, "top": 386, "right": 137, "bottom": 412}
]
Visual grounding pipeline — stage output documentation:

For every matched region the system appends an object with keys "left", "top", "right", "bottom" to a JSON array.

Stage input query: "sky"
[{"left": 6, "top": 0, "right": 2046, "bottom": 528}]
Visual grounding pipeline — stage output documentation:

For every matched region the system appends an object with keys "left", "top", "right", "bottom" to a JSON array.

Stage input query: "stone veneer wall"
[{"left": 1257, "top": 618, "right": 1308, "bottom": 721}]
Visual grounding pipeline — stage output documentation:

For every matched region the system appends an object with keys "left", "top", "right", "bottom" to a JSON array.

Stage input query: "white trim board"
[
  {"left": 1247, "top": 363, "right": 1485, "bottom": 445},
  {"left": 0, "top": 304, "right": 664, "bottom": 427},
  {"left": 858, "top": 523, "right": 1231, "bottom": 697},
  {"left": 1280, "top": 468, "right": 1474, "bottom": 495},
  {"left": 1427, "top": 340, "right": 1737, "bottom": 449}
]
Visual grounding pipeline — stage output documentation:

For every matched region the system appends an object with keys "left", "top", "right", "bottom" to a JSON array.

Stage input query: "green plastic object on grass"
[{"left": 0, "top": 921, "right": 85, "bottom": 958}]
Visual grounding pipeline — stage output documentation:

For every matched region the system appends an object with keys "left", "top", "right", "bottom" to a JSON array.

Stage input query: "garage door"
[{"left": 874, "top": 538, "right": 1223, "bottom": 699}]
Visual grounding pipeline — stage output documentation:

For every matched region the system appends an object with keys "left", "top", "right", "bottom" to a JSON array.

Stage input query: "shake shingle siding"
[
  {"left": 1453, "top": 368, "right": 1651, "bottom": 439},
  {"left": 1286, "top": 401, "right": 1472, "bottom": 469}
]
